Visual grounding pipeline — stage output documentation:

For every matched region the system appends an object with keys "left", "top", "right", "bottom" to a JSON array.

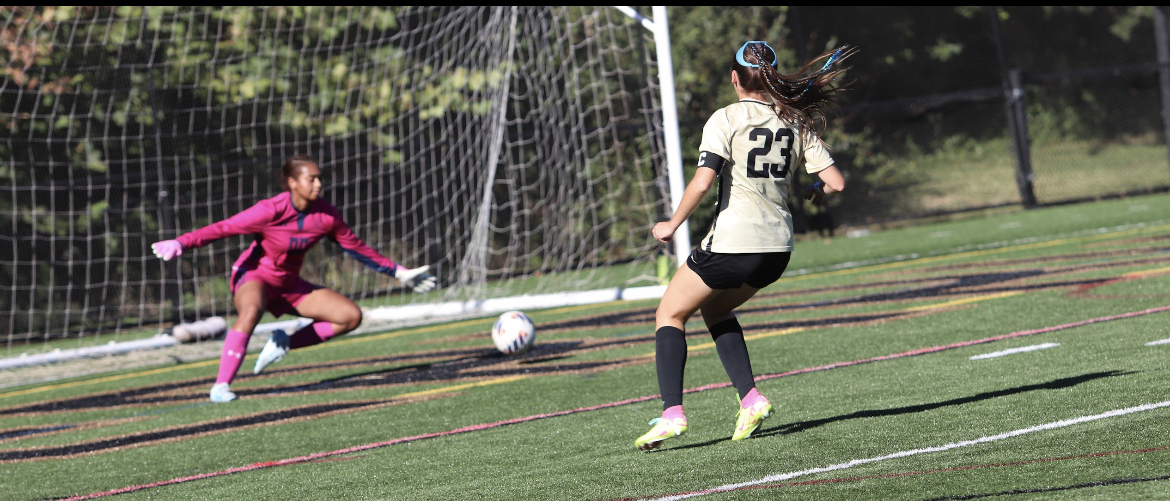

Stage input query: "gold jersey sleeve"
[{"left": 696, "top": 100, "right": 835, "bottom": 253}]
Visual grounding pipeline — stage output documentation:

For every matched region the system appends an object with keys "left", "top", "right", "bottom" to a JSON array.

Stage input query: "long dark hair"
[
  {"left": 733, "top": 42, "right": 856, "bottom": 136},
  {"left": 278, "top": 154, "right": 318, "bottom": 191}
]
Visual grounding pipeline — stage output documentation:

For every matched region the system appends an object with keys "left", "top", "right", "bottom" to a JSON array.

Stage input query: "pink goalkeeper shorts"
[{"left": 230, "top": 267, "right": 321, "bottom": 317}]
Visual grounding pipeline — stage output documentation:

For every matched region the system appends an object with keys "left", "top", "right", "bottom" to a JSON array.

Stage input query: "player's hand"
[
  {"left": 151, "top": 240, "right": 183, "bottom": 261},
  {"left": 652, "top": 222, "right": 676, "bottom": 243},
  {"left": 803, "top": 181, "right": 826, "bottom": 206},
  {"left": 396, "top": 265, "right": 438, "bottom": 293}
]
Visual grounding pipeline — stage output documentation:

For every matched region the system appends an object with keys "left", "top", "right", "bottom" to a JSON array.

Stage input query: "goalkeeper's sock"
[
  {"left": 709, "top": 317, "right": 756, "bottom": 401},
  {"left": 655, "top": 326, "right": 688, "bottom": 409},
  {"left": 289, "top": 321, "right": 336, "bottom": 349},
  {"left": 215, "top": 329, "right": 251, "bottom": 384}
]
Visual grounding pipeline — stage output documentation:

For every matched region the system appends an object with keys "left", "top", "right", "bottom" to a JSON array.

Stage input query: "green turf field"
[{"left": 4, "top": 194, "right": 1170, "bottom": 500}]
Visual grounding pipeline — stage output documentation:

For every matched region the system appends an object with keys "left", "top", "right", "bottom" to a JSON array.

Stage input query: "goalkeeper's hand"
[
  {"left": 396, "top": 265, "right": 438, "bottom": 293},
  {"left": 151, "top": 240, "right": 184, "bottom": 261}
]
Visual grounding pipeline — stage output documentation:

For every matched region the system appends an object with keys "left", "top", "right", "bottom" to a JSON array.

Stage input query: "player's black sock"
[
  {"left": 655, "top": 326, "right": 687, "bottom": 410},
  {"left": 709, "top": 317, "right": 755, "bottom": 401}
]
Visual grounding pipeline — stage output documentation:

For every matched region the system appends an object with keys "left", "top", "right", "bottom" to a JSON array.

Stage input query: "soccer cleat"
[
  {"left": 731, "top": 396, "right": 773, "bottom": 441},
  {"left": 635, "top": 416, "right": 688, "bottom": 451},
  {"left": 209, "top": 383, "right": 237, "bottom": 403},
  {"left": 253, "top": 329, "right": 290, "bottom": 374}
]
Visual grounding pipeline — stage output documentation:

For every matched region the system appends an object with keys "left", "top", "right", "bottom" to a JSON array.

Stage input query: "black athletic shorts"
[{"left": 687, "top": 248, "right": 792, "bottom": 290}]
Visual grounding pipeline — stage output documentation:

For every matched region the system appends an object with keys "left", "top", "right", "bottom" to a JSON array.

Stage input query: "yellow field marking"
[
  {"left": 744, "top": 327, "right": 809, "bottom": 342},
  {"left": 905, "top": 291, "right": 1025, "bottom": 312},
  {"left": 395, "top": 375, "right": 526, "bottom": 399},
  {"left": 317, "top": 316, "right": 497, "bottom": 350},
  {"left": 1124, "top": 265, "right": 1170, "bottom": 279},
  {"left": 543, "top": 301, "right": 627, "bottom": 315},
  {"left": 685, "top": 327, "right": 809, "bottom": 353},
  {"left": 0, "top": 359, "right": 220, "bottom": 400},
  {"left": 636, "top": 327, "right": 809, "bottom": 357}
]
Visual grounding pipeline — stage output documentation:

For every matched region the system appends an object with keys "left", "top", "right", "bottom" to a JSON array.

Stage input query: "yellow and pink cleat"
[
  {"left": 635, "top": 415, "right": 689, "bottom": 451},
  {"left": 731, "top": 394, "right": 772, "bottom": 441}
]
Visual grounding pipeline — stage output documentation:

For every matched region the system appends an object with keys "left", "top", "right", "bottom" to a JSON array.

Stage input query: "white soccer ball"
[{"left": 491, "top": 310, "right": 536, "bottom": 355}]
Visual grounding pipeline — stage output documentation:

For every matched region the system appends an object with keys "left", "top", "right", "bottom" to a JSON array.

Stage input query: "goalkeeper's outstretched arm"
[
  {"left": 327, "top": 206, "right": 437, "bottom": 294},
  {"left": 151, "top": 199, "right": 278, "bottom": 261}
]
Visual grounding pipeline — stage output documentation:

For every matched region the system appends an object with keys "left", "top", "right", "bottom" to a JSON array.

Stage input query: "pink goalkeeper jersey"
[{"left": 176, "top": 192, "right": 398, "bottom": 288}]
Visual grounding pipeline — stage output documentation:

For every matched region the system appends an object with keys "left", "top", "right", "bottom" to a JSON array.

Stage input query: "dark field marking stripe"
[
  {"left": 2, "top": 400, "right": 397, "bottom": 462},
  {"left": 0, "top": 425, "right": 73, "bottom": 441},
  {"left": 54, "top": 303, "right": 1170, "bottom": 500}
]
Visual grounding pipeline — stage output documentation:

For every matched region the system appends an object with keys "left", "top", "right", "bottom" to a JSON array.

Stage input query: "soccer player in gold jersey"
[{"left": 636, "top": 41, "right": 853, "bottom": 450}]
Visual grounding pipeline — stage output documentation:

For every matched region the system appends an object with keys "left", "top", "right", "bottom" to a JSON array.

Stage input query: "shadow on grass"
[
  {"left": 667, "top": 370, "right": 1133, "bottom": 451},
  {"left": 761, "top": 370, "right": 1134, "bottom": 437}
]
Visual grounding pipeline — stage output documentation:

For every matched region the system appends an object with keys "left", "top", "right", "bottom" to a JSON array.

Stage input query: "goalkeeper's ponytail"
[{"left": 279, "top": 154, "right": 319, "bottom": 191}]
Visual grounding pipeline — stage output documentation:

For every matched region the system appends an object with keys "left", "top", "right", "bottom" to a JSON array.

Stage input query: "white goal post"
[{"left": 615, "top": 6, "right": 691, "bottom": 267}]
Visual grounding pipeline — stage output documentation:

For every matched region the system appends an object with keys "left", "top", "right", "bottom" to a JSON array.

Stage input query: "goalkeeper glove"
[
  {"left": 151, "top": 240, "right": 184, "bottom": 261},
  {"left": 396, "top": 265, "right": 438, "bottom": 293}
]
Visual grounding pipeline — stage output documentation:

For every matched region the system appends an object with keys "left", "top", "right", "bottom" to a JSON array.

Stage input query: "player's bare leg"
[
  {"left": 656, "top": 262, "right": 719, "bottom": 330},
  {"left": 290, "top": 287, "right": 363, "bottom": 341},
  {"left": 231, "top": 280, "right": 268, "bottom": 334},
  {"left": 253, "top": 287, "right": 362, "bottom": 375},
  {"left": 211, "top": 280, "right": 268, "bottom": 402}
]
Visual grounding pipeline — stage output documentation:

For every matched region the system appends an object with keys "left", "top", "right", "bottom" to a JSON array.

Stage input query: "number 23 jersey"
[{"left": 697, "top": 99, "right": 835, "bottom": 253}]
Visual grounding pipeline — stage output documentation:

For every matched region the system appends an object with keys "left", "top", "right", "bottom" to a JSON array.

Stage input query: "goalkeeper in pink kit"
[{"left": 151, "top": 155, "right": 437, "bottom": 403}]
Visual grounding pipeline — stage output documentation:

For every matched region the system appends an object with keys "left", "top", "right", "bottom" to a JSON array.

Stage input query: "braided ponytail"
[{"left": 733, "top": 42, "right": 856, "bottom": 136}]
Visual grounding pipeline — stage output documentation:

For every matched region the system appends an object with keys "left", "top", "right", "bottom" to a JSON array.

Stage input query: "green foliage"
[{"left": 1, "top": 6, "right": 498, "bottom": 161}]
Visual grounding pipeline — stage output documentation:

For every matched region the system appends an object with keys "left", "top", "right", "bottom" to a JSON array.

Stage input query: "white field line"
[
  {"left": 648, "top": 400, "right": 1170, "bottom": 501},
  {"left": 969, "top": 342, "right": 1061, "bottom": 360},
  {"left": 1145, "top": 338, "right": 1170, "bottom": 346}
]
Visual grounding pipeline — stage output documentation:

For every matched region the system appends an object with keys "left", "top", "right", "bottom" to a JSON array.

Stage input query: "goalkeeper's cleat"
[
  {"left": 635, "top": 416, "right": 688, "bottom": 451},
  {"left": 253, "top": 329, "right": 290, "bottom": 374},
  {"left": 731, "top": 395, "right": 773, "bottom": 441},
  {"left": 209, "top": 383, "right": 237, "bottom": 403}
]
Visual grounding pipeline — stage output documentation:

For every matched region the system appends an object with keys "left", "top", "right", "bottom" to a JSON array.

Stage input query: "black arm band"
[{"left": 696, "top": 151, "right": 726, "bottom": 174}]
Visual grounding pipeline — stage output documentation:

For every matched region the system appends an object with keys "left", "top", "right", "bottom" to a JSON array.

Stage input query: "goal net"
[{"left": 0, "top": 6, "right": 670, "bottom": 348}]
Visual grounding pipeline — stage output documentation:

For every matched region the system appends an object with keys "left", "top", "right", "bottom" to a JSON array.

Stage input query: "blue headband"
[{"left": 736, "top": 41, "right": 777, "bottom": 68}]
